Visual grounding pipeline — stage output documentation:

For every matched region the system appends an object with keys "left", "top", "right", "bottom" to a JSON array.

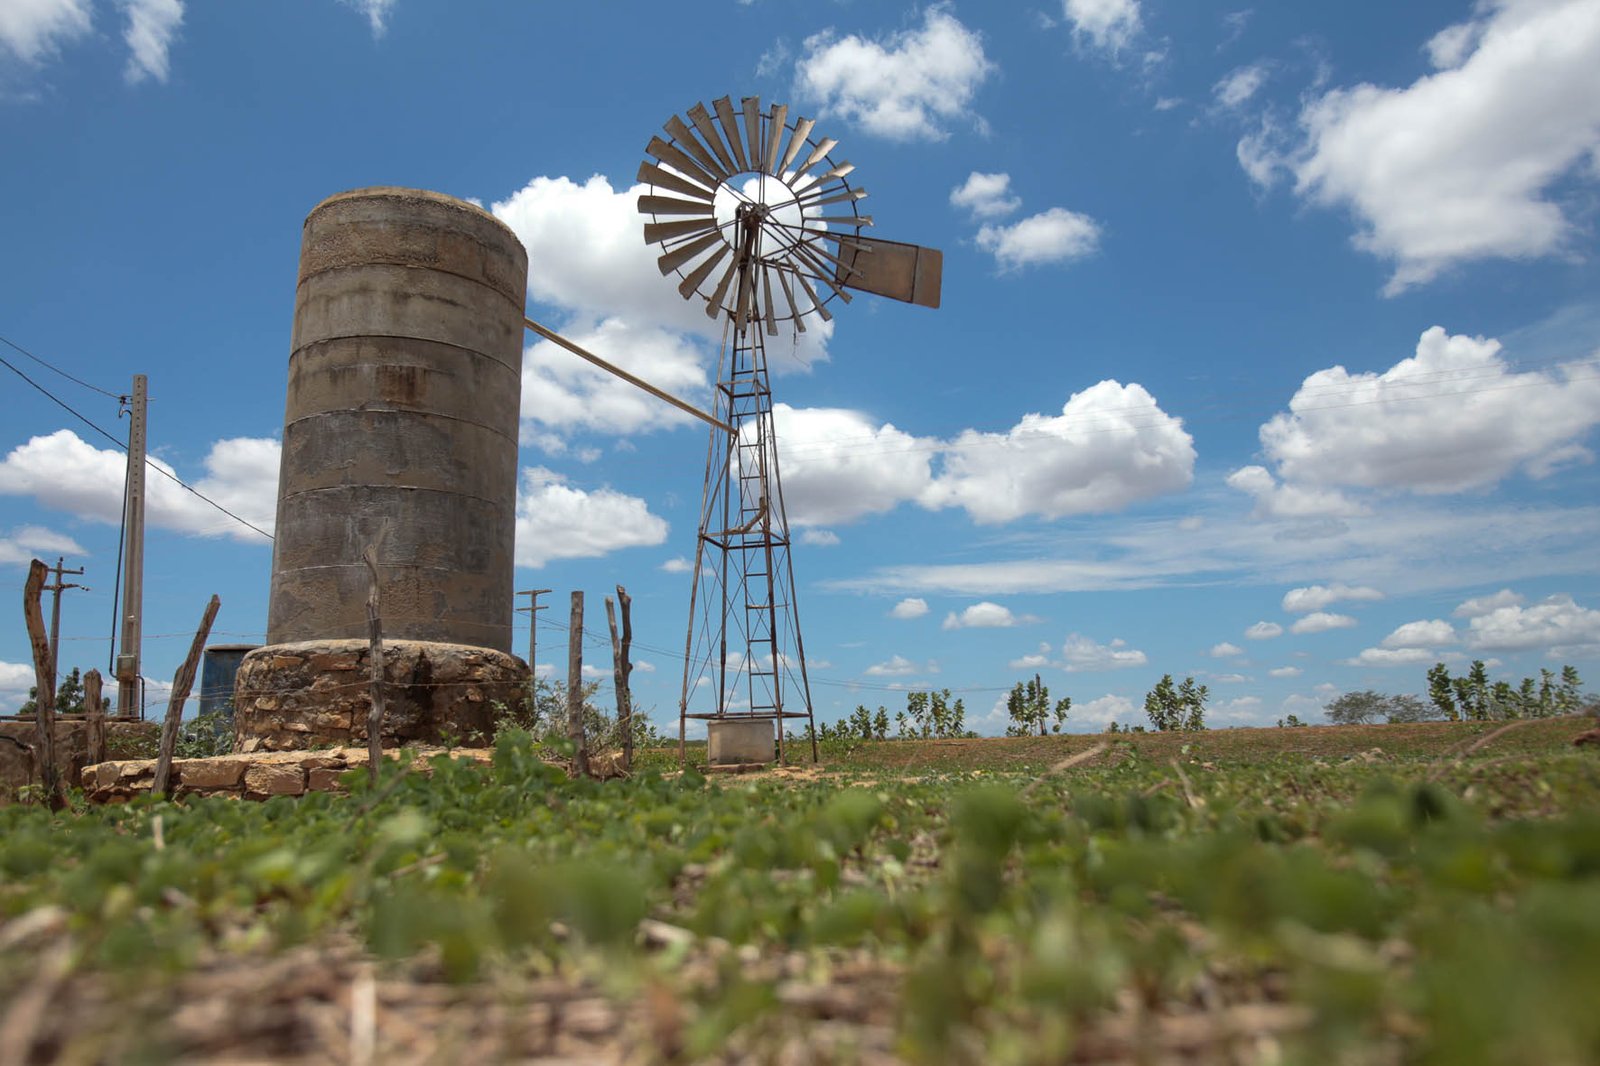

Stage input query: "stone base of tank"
[
  {"left": 233, "top": 639, "right": 528, "bottom": 752},
  {"left": 706, "top": 718, "right": 777, "bottom": 766}
]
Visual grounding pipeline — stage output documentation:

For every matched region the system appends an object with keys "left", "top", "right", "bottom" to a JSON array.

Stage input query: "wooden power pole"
[
  {"left": 116, "top": 374, "right": 147, "bottom": 719},
  {"left": 516, "top": 588, "right": 552, "bottom": 676},
  {"left": 43, "top": 557, "right": 86, "bottom": 686}
]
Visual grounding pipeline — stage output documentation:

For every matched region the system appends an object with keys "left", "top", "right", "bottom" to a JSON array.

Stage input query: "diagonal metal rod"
[{"left": 523, "top": 317, "right": 732, "bottom": 434}]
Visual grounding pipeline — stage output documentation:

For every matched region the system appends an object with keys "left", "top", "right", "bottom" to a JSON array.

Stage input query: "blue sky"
[{"left": 3, "top": 0, "right": 1598, "bottom": 734}]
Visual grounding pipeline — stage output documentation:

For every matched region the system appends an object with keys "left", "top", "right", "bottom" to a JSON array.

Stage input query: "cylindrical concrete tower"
[
  {"left": 268, "top": 187, "right": 526, "bottom": 650},
  {"left": 235, "top": 188, "right": 532, "bottom": 752}
]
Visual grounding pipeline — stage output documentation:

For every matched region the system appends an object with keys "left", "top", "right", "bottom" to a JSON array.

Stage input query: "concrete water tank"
[{"left": 266, "top": 187, "right": 527, "bottom": 650}]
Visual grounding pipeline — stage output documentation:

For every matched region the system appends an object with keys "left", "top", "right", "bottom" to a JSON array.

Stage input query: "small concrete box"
[{"left": 707, "top": 718, "right": 776, "bottom": 766}]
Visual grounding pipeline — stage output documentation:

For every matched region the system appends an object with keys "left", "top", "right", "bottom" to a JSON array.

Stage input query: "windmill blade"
[
  {"left": 704, "top": 252, "right": 742, "bottom": 317},
  {"left": 777, "top": 117, "right": 815, "bottom": 175},
  {"left": 644, "top": 217, "right": 719, "bottom": 245},
  {"left": 806, "top": 214, "right": 873, "bottom": 227},
  {"left": 663, "top": 115, "right": 729, "bottom": 180},
  {"left": 793, "top": 160, "right": 856, "bottom": 195},
  {"left": 638, "top": 194, "right": 716, "bottom": 217},
  {"left": 792, "top": 268, "right": 833, "bottom": 323},
  {"left": 713, "top": 96, "right": 750, "bottom": 171},
  {"left": 637, "top": 162, "right": 715, "bottom": 202},
  {"left": 802, "top": 228, "right": 876, "bottom": 256},
  {"left": 687, "top": 102, "right": 739, "bottom": 175},
  {"left": 791, "top": 241, "right": 859, "bottom": 295},
  {"left": 644, "top": 136, "right": 722, "bottom": 194},
  {"left": 657, "top": 231, "right": 724, "bottom": 275},
  {"left": 801, "top": 187, "right": 870, "bottom": 209},
  {"left": 761, "top": 265, "right": 779, "bottom": 335},
  {"left": 775, "top": 268, "right": 806, "bottom": 332},
  {"left": 763, "top": 104, "right": 788, "bottom": 174},
  {"left": 678, "top": 243, "right": 731, "bottom": 299},
  {"left": 794, "top": 137, "right": 839, "bottom": 178},
  {"left": 833, "top": 236, "right": 942, "bottom": 309},
  {"left": 741, "top": 96, "right": 763, "bottom": 174}
]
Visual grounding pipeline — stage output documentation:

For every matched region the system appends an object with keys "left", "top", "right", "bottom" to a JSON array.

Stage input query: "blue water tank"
[{"left": 199, "top": 644, "right": 260, "bottom": 720}]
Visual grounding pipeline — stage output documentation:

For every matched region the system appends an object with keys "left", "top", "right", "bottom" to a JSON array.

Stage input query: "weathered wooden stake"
[
  {"left": 22, "top": 560, "right": 61, "bottom": 807},
  {"left": 364, "top": 546, "right": 386, "bottom": 784},
  {"left": 606, "top": 585, "right": 634, "bottom": 771},
  {"left": 84, "top": 668, "right": 106, "bottom": 766},
  {"left": 567, "top": 591, "right": 589, "bottom": 777},
  {"left": 152, "top": 594, "right": 220, "bottom": 798}
]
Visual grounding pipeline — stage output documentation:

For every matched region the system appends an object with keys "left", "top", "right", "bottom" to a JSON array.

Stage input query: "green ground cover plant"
[{"left": 0, "top": 720, "right": 1596, "bottom": 1063}]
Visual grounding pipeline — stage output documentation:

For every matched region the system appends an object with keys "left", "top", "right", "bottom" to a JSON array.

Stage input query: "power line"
[
  {"left": 0, "top": 332, "right": 122, "bottom": 400},
  {"left": 0, "top": 349, "right": 274, "bottom": 541}
]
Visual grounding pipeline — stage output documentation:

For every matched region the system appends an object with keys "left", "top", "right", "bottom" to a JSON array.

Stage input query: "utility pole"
[
  {"left": 43, "top": 556, "right": 87, "bottom": 686},
  {"left": 116, "top": 374, "right": 147, "bottom": 719},
  {"left": 516, "top": 588, "right": 551, "bottom": 677}
]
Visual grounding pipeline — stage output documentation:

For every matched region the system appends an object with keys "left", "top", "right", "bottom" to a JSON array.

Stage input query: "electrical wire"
[{"left": 0, "top": 332, "right": 122, "bottom": 400}]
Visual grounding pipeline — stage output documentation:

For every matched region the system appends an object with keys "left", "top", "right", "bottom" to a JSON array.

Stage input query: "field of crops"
[{"left": 1, "top": 719, "right": 1597, "bottom": 1064}]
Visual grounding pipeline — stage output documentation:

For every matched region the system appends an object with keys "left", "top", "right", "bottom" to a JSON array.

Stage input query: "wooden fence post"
[
  {"left": 567, "top": 591, "right": 589, "bottom": 777},
  {"left": 84, "top": 668, "right": 106, "bottom": 766},
  {"left": 363, "top": 546, "right": 386, "bottom": 784},
  {"left": 22, "top": 560, "right": 61, "bottom": 808},
  {"left": 152, "top": 595, "right": 220, "bottom": 798},
  {"left": 606, "top": 585, "right": 634, "bottom": 771}
]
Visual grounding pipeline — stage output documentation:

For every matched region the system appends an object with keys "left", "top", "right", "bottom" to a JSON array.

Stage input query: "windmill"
[{"left": 637, "top": 94, "right": 942, "bottom": 763}]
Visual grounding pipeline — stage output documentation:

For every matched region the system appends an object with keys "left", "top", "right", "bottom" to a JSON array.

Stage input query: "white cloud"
[
  {"left": 950, "top": 172, "right": 1021, "bottom": 219},
  {"left": 1258, "top": 0, "right": 1600, "bottom": 292},
  {"left": 795, "top": 7, "right": 994, "bottom": 141},
  {"left": 890, "top": 597, "right": 929, "bottom": 619},
  {"left": 1226, "top": 465, "right": 1366, "bottom": 520},
  {"left": 342, "top": 0, "right": 396, "bottom": 38},
  {"left": 922, "top": 381, "right": 1193, "bottom": 523},
  {"left": 1063, "top": 0, "right": 1142, "bottom": 53},
  {"left": 1213, "top": 62, "right": 1267, "bottom": 108},
  {"left": 0, "top": 430, "right": 277, "bottom": 542},
  {"left": 1290, "top": 611, "right": 1357, "bottom": 634},
  {"left": 520, "top": 317, "right": 709, "bottom": 438},
  {"left": 512, "top": 466, "right": 668, "bottom": 568},
  {"left": 660, "top": 556, "right": 692, "bottom": 574},
  {"left": 864, "top": 654, "right": 921, "bottom": 677},
  {"left": 773, "top": 404, "right": 935, "bottom": 526},
  {"left": 1061, "top": 633, "right": 1147, "bottom": 671},
  {"left": 1245, "top": 621, "right": 1282, "bottom": 640},
  {"left": 1252, "top": 327, "right": 1600, "bottom": 496},
  {"left": 0, "top": 525, "right": 85, "bottom": 566},
  {"left": 1216, "top": 695, "right": 1264, "bottom": 722},
  {"left": 975, "top": 208, "right": 1102, "bottom": 271},
  {"left": 1210, "top": 641, "right": 1244, "bottom": 657},
  {"left": 1380, "top": 619, "right": 1456, "bottom": 649},
  {"left": 1008, "top": 647, "right": 1053, "bottom": 670},
  {"left": 1078, "top": 692, "right": 1136, "bottom": 727},
  {"left": 941, "top": 601, "right": 1031, "bottom": 630},
  {"left": 1454, "top": 589, "right": 1523, "bottom": 618},
  {"left": 120, "top": 0, "right": 181, "bottom": 83},
  {"left": 1269, "top": 666, "right": 1303, "bottom": 678},
  {"left": 1282, "top": 583, "right": 1384, "bottom": 613},
  {"left": 0, "top": 0, "right": 90, "bottom": 64},
  {"left": 1345, "top": 647, "right": 1435, "bottom": 667},
  {"left": 1463, "top": 593, "right": 1600, "bottom": 653},
  {"left": 1213, "top": 673, "right": 1251, "bottom": 683},
  {"left": 798, "top": 528, "right": 841, "bottom": 547}
]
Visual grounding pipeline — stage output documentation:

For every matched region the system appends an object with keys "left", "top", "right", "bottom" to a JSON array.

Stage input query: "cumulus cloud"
[
  {"left": 660, "top": 556, "right": 692, "bottom": 574},
  {"left": 1226, "top": 465, "right": 1366, "bottom": 520},
  {"left": 921, "top": 380, "right": 1193, "bottom": 523},
  {"left": 1008, "top": 645, "right": 1053, "bottom": 670},
  {"left": 1063, "top": 0, "right": 1142, "bottom": 53},
  {"left": 1245, "top": 0, "right": 1600, "bottom": 291},
  {"left": 0, "top": 430, "right": 277, "bottom": 542},
  {"left": 0, "top": 660, "right": 35, "bottom": 713},
  {"left": 1213, "top": 62, "right": 1267, "bottom": 108},
  {"left": 1269, "top": 666, "right": 1303, "bottom": 678},
  {"left": 0, "top": 525, "right": 85, "bottom": 566},
  {"left": 1210, "top": 641, "right": 1244, "bottom": 657},
  {"left": 512, "top": 466, "right": 668, "bottom": 568},
  {"left": 795, "top": 7, "right": 993, "bottom": 141},
  {"left": 1250, "top": 327, "right": 1600, "bottom": 497},
  {"left": 950, "top": 171, "right": 1021, "bottom": 218},
  {"left": 0, "top": 0, "right": 91, "bottom": 64},
  {"left": 1213, "top": 673, "right": 1251, "bottom": 684},
  {"left": 1245, "top": 621, "right": 1282, "bottom": 640},
  {"left": 864, "top": 654, "right": 922, "bottom": 677},
  {"left": 773, "top": 404, "right": 935, "bottom": 526},
  {"left": 1077, "top": 692, "right": 1137, "bottom": 727},
  {"left": 1345, "top": 647, "right": 1435, "bottom": 667},
  {"left": 1290, "top": 611, "right": 1357, "bottom": 635},
  {"left": 1380, "top": 619, "right": 1456, "bottom": 649},
  {"left": 1215, "top": 695, "right": 1264, "bottom": 722},
  {"left": 121, "top": 0, "right": 181, "bottom": 83},
  {"left": 798, "top": 528, "right": 840, "bottom": 547},
  {"left": 1282, "top": 583, "right": 1384, "bottom": 613},
  {"left": 890, "top": 597, "right": 929, "bottom": 619},
  {"left": 1061, "top": 633, "right": 1147, "bottom": 671},
  {"left": 975, "top": 208, "right": 1102, "bottom": 271},
  {"left": 342, "top": 0, "right": 397, "bottom": 38},
  {"left": 1462, "top": 593, "right": 1600, "bottom": 653},
  {"left": 1455, "top": 589, "right": 1523, "bottom": 618},
  {"left": 520, "top": 318, "right": 709, "bottom": 439},
  {"left": 941, "top": 601, "right": 1033, "bottom": 630}
]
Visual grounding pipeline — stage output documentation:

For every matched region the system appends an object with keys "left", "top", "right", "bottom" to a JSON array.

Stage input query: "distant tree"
[
  {"left": 872, "top": 706, "right": 890, "bottom": 740},
  {"left": 1144, "top": 674, "right": 1208, "bottom": 731},
  {"left": 1277, "top": 714, "right": 1308, "bottom": 728},
  {"left": 895, "top": 709, "right": 912, "bottom": 739},
  {"left": 848, "top": 704, "right": 875, "bottom": 740},
  {"left": 905, "top": 691, "right": 930, "bottom": 738},
  {"left": 1324, "top": 690, "right": 1388, "bottom": 726},
  {"left": 1427, "top": 662, "right": 1585, "bottom": 721},
  {"left": 1383, "top": 694, "right": 1437, "bottom": 723},
  {"left": 19, "top": 667, "right": 87, "bottom": 717},
  {"left": 1427, "top": 663, "right": 1458, "bottom": 721}
]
